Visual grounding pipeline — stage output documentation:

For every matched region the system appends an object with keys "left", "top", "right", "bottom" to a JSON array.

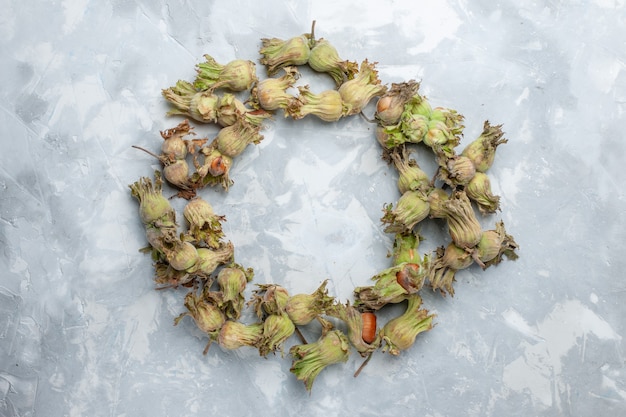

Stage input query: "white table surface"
[{"left": 1, "top": 0, "right": 625, "bottom": 415}]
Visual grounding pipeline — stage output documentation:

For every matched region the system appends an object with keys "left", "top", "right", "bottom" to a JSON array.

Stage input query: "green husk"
[
  {"left": 461, "top": 120, "right": 507, "bottom": 172},
  {"left": 183, "top": 197, "right": 226, "bottom": 249},
  {"left": 381, "top": 295, "right": 434, "bottom": 355},
  {"left": 129, "top": 171, "right": 176, "bottom": 226},
  {"left": 427, "top": 187, "right": 450, "bottom": 219},
  {"left": 439, "top": 155, "right": 477, "bottom": 187},
  {"left": 441, "top": 190, "right": 483, "bottom": 249},
  {"left": 249, "top": 66, "right": 299, "bottom": 111},
  {"left": 214, "top": 118, "right": 264, "bottom": 157},
  {"left": 160, "top": 119, "right": 192, "bottom": 160},
  {"left": 166, "top": 240, "right": 199, "bottom": 271},
  {"left": 427, "top": 242, "right": 474, "bottom": 296},
  {"left": 285, "top": 280, "right": 335, "bottom": 325},
  {"left": 390, "top": 230, "right": 424, "bottom": 266},
  {"left": 354, "top": 262, "right": 427, "bottom": 310},
  {"left": 381, "top": 189, "right": 431, "bottom": 233},
  {"left": 194, "top": 54, "right": 257, "bottom": 92},
  {"left": 216, "top": 264, "right": 254, "bottom": 320},
  {"left": 288, "top": 85, "right": 347, "bottom": 122},
  {"left": 338, "top": 59, "right": 387, "bottom": 116},
  {"left": 466, "top": 171, "right": 501, "bottom": 214},
  {"left": 175, "top": 287, "right": 225, "bottom": 335},
  {"left": 218, "top": 320, "right": 264, "bottom": 350},
  {"left": 308, "top": 38, "right": 358, "bottom": 86},
  {"left": 390, "top": 147, "right": 432, "bottom": 194},
  {"left": 162, "top": 80, "right": 220, "bottom": 123},
  {"left": 325, "top": 302, "right": 381, "bottom": 356},
  {"left": 216, "top": 93, "right": 272, "bottom": 127},
  {"left": 258, "top": 312, "right": 296, "bottom": 356},
  {"left": 475, "top": 221, "right": 519, "bottom": 268},
  {"left": 191, "top": 146, "right": 234, "bottom": 191},
  {"left": 250, "top": 284, "right": 291, "bottom": 318},
  {"left": 188, "top": 243, "right": 235, "bottom": 276},
  {"left": 260, "top": 34, "right": 312, "bottom": 75},
  {"left": 289, "top": 329, "right": 350, "bottom": 392},
  {"left": 375, "top": 80, "right": 421, "bottom": 126}
]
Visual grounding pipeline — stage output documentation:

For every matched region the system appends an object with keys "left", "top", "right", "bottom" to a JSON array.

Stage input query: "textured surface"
[{"left": 1, "top": 1, "right": 625, "bottom": 415}]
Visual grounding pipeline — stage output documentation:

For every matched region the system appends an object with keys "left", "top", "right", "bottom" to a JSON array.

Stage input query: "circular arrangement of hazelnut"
[{"left": 129, "top": 22, "right": 519, "bottom": 392}]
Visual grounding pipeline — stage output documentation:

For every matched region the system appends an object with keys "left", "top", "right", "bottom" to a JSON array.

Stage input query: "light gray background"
[{"left": 1, "top": 0, "right": 625, "bottom": 416}]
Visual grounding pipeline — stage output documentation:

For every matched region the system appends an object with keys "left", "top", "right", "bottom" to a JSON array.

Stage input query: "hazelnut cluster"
[{"left": 129, "top": 22, "right": 518, "bottom": 392}]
